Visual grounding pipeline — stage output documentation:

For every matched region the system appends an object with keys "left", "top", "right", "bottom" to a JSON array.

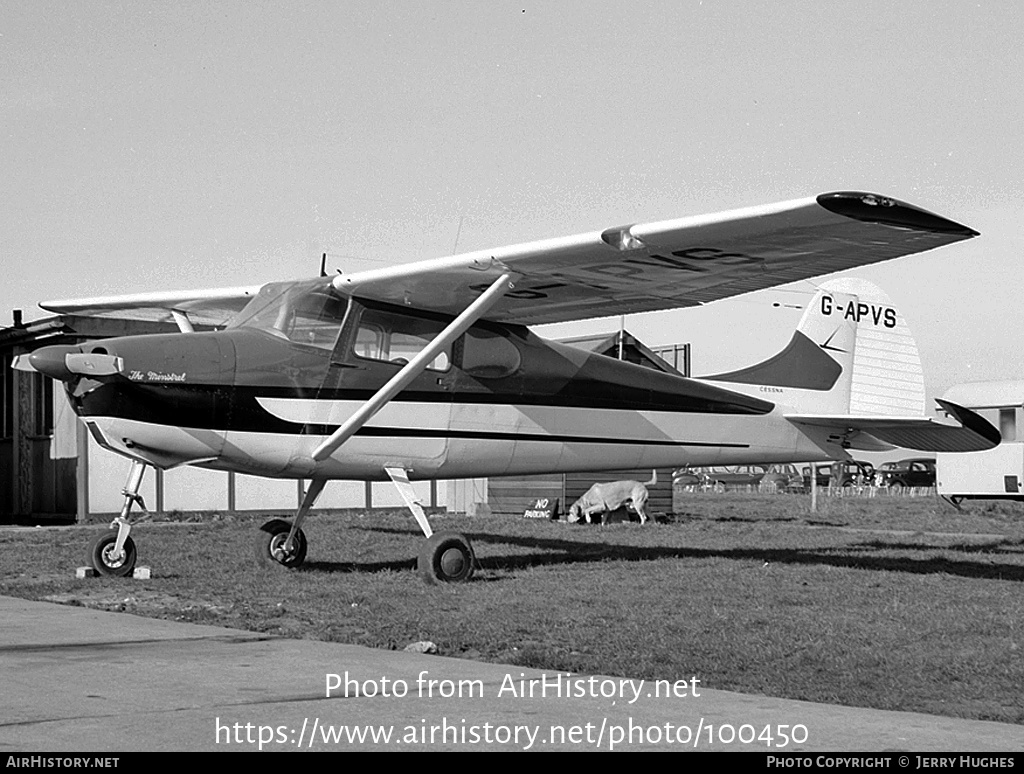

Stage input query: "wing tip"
[{"left": 816, "top": 192, "right": 979, "bottom": 238}]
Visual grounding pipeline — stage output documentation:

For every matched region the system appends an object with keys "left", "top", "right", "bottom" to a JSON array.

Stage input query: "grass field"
[{"left": 2, "top": 492, "right": 1023, "bottom": 725}]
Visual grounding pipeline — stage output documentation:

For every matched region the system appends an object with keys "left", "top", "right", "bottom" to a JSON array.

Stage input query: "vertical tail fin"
[
  {"left": 833, "top": 278, "right": 926, "bottom": 417},
  {"left": 698, "top": 278, "right": 925, "bottom": 415}
]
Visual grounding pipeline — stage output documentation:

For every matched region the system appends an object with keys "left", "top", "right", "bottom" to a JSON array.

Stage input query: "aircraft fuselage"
[{"left": 40, "top": 278, "right": 836, "bottom": 480}]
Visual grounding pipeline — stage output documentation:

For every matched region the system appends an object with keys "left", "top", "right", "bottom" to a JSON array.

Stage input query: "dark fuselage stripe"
[
  {"left": 346, "top": 426, "right": 750, "bottom": 448},
  {"left": 75, "top": 379, "right": 771, "bottom": 437}
]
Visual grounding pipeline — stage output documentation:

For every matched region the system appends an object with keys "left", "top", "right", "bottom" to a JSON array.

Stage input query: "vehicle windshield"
[{"left": 227, "top": 279, "right": 348, "bottom": 350}]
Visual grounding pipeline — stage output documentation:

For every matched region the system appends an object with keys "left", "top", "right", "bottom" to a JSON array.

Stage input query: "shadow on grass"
[
  {"left": 684, "top": 514, "right": 801, "bottom": 524},
  {"left": 851, "top": 537, "right": 1024, "bottom": 556},
  {"left": 304, "top": 558, "right": 416, "bottom": 574},
  {"left": 298, "top": 524, "right": 1024, "bottom": 582}
]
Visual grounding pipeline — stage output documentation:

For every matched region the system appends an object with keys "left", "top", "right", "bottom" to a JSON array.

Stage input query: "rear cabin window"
[{"left": 460, "top": 328, "right": 521, "bottom": 379}]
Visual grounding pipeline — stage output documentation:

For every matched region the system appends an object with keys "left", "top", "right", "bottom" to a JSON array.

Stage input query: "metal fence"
[{"left": 675, "top": 482, "right": 937, "bottom": 497}]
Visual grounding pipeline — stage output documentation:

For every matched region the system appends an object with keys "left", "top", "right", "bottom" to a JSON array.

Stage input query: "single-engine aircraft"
[{"left": 14, "top": 191, "right": 1000, "bottom": 583}]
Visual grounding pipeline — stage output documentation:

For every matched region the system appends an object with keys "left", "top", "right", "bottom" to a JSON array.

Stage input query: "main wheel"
[
  {"left": 256, "top": 519, "right": 307, "bottom": 569},
  {"left": 418, "top": 532, "right": 475, "bottom": 584},
  {"left": 88, "top": 530, "right": 137, "bottom": 577}
]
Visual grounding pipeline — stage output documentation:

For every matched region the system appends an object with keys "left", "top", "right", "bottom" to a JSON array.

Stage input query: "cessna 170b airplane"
[{"left": 14, "top": 191, "right": 1000, "bottom": 583}]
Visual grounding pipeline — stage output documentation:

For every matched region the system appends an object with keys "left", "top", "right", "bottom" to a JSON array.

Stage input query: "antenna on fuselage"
[{"left": 319, "top": 253, "right": 328, "bottom": 278}]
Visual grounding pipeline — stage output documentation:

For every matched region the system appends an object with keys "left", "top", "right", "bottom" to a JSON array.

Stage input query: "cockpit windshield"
[{"left": 227, "top": 279, "right": 348, "bottom": 350}]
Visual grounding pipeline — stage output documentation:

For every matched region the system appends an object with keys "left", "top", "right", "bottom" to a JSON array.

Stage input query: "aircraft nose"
[{"left": 28, "top": 345, "right": 81, "bottom": 381}]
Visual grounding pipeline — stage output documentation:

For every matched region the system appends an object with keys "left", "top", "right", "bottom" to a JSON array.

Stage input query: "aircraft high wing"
[
  {"left": 18, "top": 191, "right": 994, "bottom": 584},
  {"left": 42, "top": 191, "right": 975, "bottom": 328},
  {"left": 331, "top": 191, "right": 978, "bottom": 324}
]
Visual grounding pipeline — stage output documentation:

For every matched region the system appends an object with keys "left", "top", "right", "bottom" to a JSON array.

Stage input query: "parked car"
[
  {"left": 875, "top": 458, "right": 936, "bottom": 489},
  {"left": 759, "top": 464, "right": 804, "bottom": 492},
  {"left": 837, "top": 460, "right": 875, "bottom": 487},
  {"left": 801, "top": 460, "right": 875, "bottom": 489},
  {"left": 701, "top": 465, "right": 768, "bottom": 489},
  {"left": 802, "top": 463, "right": 831, "bottom": 489},
  {"left": 671, "top": 466, "right": 705, "bottom": 488}
]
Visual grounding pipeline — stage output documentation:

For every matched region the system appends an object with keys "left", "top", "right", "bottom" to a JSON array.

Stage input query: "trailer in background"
[{"left": 936, "top": 380, "right": 1024, "bottom": 505}]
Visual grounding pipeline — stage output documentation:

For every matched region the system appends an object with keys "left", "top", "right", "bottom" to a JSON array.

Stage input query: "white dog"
[{"left": 568, "top": 471, "right": 656, "bottom": 525}]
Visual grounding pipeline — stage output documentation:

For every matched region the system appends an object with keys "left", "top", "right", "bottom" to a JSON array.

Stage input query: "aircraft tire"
[
  {"left": 88, "top": 530, "right": 138, "bottom": 577},
  {"left": 418, "top": 532, "right": 475, "bottom": 584},
  {"left": 256, "top": 519, "right": 308, "bottom": 569}
]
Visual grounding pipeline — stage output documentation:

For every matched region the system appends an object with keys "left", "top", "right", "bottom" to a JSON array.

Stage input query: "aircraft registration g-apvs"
[{"left": 14, "top": 191, "right": 1000, "bottom": 583}]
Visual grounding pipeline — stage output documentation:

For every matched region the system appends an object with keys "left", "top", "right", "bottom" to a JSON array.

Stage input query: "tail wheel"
[
  {"left": 88, "top": 530, "right": 137, "bottom": 577},
  {"left": 256, "top": 519, "right": 308, "bottom": 569},
  {"left": 418, "top": 532, "right": 475, "bottom": 584}
]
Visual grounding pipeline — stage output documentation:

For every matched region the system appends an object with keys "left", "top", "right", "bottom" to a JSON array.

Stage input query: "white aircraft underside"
[{"left": 83, "top": 400, "right": 822, "bottom": 481}]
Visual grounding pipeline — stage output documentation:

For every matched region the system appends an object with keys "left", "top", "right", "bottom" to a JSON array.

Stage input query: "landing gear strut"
[
  {"left": 386, "top": 467, "right": 476, "bottom": 584},
  {"left": 89, "top": 460, "right": 148, "bottom": 577},
  {"left": 250, "top": 471, "right": 477, "bottom": 583},
  {"left": 256, "top": 479, "right": 325, "bottom": 569}
]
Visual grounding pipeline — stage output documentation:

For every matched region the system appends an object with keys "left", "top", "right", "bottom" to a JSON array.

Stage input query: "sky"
[{"left": 3, "top": 1, "right": 1023, "bottom": 404}]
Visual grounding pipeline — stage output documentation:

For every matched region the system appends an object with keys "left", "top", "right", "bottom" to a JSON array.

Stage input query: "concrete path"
[{"left": 0, "top": 596, "right": 1020, "bottom": 752}]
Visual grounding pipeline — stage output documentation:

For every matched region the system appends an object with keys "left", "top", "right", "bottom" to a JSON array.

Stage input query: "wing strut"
[
  {"left": 171, "top": 310, "right": 195, "bottom": 333},
  {"left": 311, "top": 271, "right": 517, "bottom": 463}
]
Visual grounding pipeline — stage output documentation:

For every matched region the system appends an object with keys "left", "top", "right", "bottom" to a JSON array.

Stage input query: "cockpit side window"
[
  {"left": 228, "top": 280, "right": 349, "bottom": 351},
  {"left": 353, "top": 306, "right": 450, "bottom": 371},
  {"left": 355, "top": 323, "right": 385, "bottom": 360},
  {"left": 285, "top": 291, "right": 349, "bottom": 349}
]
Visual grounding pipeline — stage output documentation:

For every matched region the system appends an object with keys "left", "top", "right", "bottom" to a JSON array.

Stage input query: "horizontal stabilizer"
[{"left": 786, "top": 400, "right": 1000, "bottom": 453}]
